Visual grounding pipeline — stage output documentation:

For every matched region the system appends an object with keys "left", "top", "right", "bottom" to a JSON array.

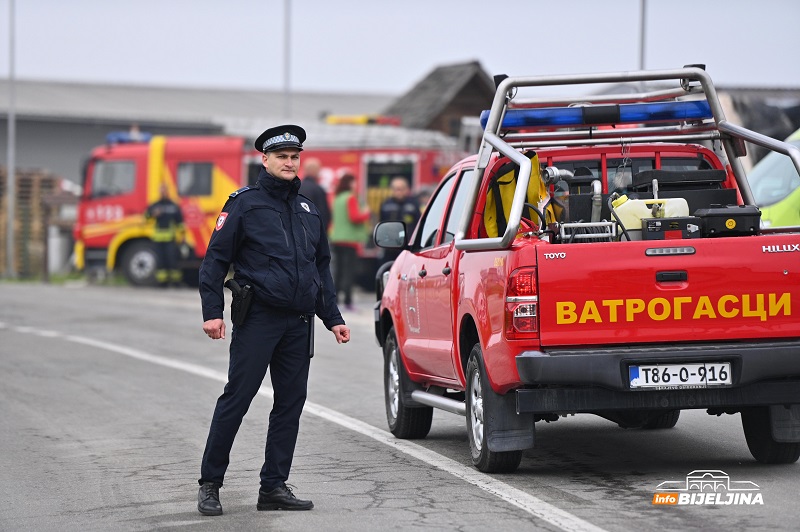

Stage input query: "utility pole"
[
  {"left": 5, "top": 0, "right": 17, "bottom": 278},
  {"left": 638, "top": 0, "right": 647, "bottom": 71},
  {"left": 283, "top": 0, "right": 291, "bottom": 119}
]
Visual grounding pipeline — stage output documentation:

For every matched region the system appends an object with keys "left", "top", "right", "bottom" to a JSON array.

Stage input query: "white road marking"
[{"left": 7, "top": 324, "right": 607, "bottom": 532}]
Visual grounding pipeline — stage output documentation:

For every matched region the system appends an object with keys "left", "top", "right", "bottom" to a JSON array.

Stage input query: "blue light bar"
[
  {"left": 480, "top": 100, "right": 712, "bottom": 129},
  {"left": 105, "top": 130, "right": 153, "bottom": 144}
]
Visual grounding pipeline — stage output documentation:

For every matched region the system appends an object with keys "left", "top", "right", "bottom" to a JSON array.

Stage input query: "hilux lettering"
[
  {"left": 556, "top": 293, "right": 791, "bottom": 324},
  {"left": 762, "top": 244, "right": 800, "bottom": 253}
]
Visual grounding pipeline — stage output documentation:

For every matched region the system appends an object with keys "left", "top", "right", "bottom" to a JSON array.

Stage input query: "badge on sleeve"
[
  {"left": 215, "top": 212, "right": 229, "bottom": 231},
  {"left": 300, "top": 202, "right": 310, "bottom": 212}
]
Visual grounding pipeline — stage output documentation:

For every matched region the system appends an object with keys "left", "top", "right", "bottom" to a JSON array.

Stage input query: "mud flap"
[
  {"left": 485, "top": 386, "right": 535, "bottom": 452},
  {"left": 771, "top": 404, "right": 800, "bottom": 442}
]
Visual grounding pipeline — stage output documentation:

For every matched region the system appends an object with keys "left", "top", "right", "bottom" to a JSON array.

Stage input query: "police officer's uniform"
[
  {"left": 379, "top": 194, "right": 420, "bottom": 263},
  {"left": 197, "top": 125, "right": 344, "bottom": 510}
]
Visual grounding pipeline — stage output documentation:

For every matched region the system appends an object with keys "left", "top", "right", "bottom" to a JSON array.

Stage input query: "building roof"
[
  {"left": 0, "top": 78, "right": 397, "bottom": 135},
  {"left": 384, "top": 60, "right": 496, "bottom": 129}
]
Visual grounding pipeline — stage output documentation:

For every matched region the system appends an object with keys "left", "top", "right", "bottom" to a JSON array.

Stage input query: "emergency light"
[
  {"left": 480, "top": 100, "right": 713, "bottom": 130},
  {"left": 106, "top": 130, "right": 153, "bottom": 144}
]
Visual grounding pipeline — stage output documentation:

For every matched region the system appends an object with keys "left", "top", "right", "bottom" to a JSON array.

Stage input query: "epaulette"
[{"left": 229, "top": 186, "right": 255, "bottom": 198}]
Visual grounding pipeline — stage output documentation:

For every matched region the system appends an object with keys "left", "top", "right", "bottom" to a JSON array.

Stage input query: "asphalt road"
[{"left": 1, "top": 283, "right": 797, "bottom": 531}]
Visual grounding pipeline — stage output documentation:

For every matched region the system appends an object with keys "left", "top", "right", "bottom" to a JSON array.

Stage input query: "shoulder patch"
[
  {"left": 229, "top": 186, "right": 254, "bottom": 198},
  {"left": 215, "top": 212, "right": 229, "bottom": 231}
]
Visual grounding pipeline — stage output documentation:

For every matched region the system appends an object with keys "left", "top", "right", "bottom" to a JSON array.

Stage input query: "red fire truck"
[{"left": 73, "top": 126, "right": 463, "bottom": 286}]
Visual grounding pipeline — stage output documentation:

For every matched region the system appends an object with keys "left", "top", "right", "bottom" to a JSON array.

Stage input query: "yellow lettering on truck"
[{"left": 554, "top": 293, "right": 792, "bottom": 324}]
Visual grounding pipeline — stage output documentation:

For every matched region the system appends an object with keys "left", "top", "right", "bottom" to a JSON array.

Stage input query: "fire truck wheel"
[
  {"left": 741, "top": 407, "right": 800, "bottom": 464},
  {"left": 642, "top": 410, "right": 680, "bottom": 429},
  {"left": 120, "top": 241, "right": 158, "bottom": 287},
  {"left": 466, "top": 344, "right": 523, "bottom": 473},
  {"left": 384, "top": 327, "right": 432, "bottom": 439}
]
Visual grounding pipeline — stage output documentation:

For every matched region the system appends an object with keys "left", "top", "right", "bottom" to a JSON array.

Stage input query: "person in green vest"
[
  {"left": 329, "top": 173, "right": 370, "bottom": 311},
  {"left": 145, "top": 184, "right": 184, "bottom": 286}
]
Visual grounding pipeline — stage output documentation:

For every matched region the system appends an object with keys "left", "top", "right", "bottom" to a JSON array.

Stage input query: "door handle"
[
  {"left": 418, "top": 268, "right": 427, "bottom": 278},
  {"left": 656, "top": 270, "right": 687, "bottom": 282},
  {"left": 442, "top": 266, "right": 452, "bottom": 275}
]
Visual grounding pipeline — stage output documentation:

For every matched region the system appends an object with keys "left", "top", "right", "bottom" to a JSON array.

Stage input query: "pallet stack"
[{"left": 0, "top": 168, "right": 59, "bottom": 278}]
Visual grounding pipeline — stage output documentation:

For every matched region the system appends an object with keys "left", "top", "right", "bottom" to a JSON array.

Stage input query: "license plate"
[{"left": 629, "top": 362, "right": 732, "bottom": 389}]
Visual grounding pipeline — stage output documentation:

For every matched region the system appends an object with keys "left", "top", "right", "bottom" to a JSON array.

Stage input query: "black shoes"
[
  {"left": 197, "top": 481, "right": 312, "bottom": 515},
  {"left": 257, "top": 483, "right": 314, "bottom": 511},
  {"left": 198, "top": 482, "right": 223, "bottom": 516}
]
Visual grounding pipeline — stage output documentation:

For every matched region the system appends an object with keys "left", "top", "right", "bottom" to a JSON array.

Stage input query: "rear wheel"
[
  {"left": 466, "top": 343, "right": 522, "bottom": 473},
  {"left": 742, "top": 407, "right": 800, "bottom": 464},
  {"left": 643, "top": 410, "right": 680, "bottom": 429},
  {"left": 120, "top": 241, "right": 158, "bottom": 286},
  {"left": 384, "top": 327, "right": 432, "bottom": 439}
]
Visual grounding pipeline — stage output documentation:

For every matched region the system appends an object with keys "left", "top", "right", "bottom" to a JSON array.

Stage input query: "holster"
[
  {"left": 302, "top": 314, "right": 315, "bottom": 358},
  {"left": 225, "top": 279, "right": 253, "bottom": 326}
]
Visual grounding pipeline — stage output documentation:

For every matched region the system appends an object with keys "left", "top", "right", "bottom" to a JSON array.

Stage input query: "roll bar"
[{"left": 454, "top": 67, "right": 800, "bottom": 251}]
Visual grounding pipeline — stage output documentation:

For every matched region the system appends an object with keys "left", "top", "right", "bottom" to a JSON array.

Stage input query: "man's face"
[
  {"left": 390, "top": 179, "right": 409, "bottom": 200},
  {"left": 263, "top": 149, "right": 301, "bottom": 181}
]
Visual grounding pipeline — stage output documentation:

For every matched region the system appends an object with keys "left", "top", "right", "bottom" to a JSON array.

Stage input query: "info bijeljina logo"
[{"left": 652, "top": 470, "right": 764, "bottom": 506}]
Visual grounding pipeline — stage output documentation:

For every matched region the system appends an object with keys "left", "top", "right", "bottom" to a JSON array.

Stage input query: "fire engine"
[
  {"left": 374, "top": 66, "right": 800, "bottom": 473},
  {"left": 73, "top": 125, "right": 463, "bottom": 286}
]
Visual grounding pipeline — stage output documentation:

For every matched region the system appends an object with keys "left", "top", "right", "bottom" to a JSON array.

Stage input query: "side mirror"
[{"left": 373, "top": 221, "right": 406, "bottom": 248}]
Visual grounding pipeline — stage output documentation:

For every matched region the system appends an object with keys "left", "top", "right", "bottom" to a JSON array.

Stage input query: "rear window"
[{"left": 552, "top": 156, "right": 712, "bottom": 194}]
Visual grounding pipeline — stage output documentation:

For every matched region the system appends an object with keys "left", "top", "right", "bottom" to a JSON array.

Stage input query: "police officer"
[
  {"left": 378, "top": 176, "right": 420, "bottom": 263},
  {"left": 196, "top": 124, "right": 350, "bottom": 516},
  {"left": 145, "top": 184, "right": 184, "bottom": 286}
]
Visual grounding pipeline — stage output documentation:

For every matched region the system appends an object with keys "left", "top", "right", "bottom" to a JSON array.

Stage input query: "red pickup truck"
[{"left": 373, "top": 66, "right": 800, "bottom": 473}]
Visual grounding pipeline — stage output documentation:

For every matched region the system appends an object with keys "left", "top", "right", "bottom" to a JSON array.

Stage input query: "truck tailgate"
[{"left": 536, "top": 235, "right": 800, "bottom": 347}]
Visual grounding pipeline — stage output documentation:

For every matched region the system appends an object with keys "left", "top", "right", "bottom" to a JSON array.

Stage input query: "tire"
[
  {"left": 742, "top": 407, "right": 800, "bottom": 464},
  {"left": 384, "top": 328, "right": 432, "bottom": 439},
  {"left": 120, "top": 241, "right": 158, "bottom": 287},
  {"left": 465, "top": 344, "right": 522, "bottom": 473},
  {"left": 643, "top": 410, "right": 680, "bottom": 430}
]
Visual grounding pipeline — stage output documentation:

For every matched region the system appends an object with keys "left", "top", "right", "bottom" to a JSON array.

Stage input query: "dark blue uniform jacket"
[{"left": 199, "top": 169, "right": 344, "bottom": 330}]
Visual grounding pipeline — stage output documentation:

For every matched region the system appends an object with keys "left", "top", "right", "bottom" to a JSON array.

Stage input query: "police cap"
[{"left": 255, "top": 124, "right": 306, "bottom": 153}]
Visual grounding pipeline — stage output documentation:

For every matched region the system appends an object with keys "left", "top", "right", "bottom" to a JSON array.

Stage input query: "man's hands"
[
  {"left": 203, "top": 318, "right": 226, "bottom": 340},
  {"left": 203, "top": 319, "right": 349, "bottom": 344},
  {"left": 331, "top": 324, "right": 350, "bottom": 344}
]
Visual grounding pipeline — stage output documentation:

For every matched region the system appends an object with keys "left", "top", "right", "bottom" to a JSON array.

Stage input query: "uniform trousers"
[
  {"left": 199, "top": 304, "right": 311, "bottom": 491},
  {"left": 154, "top": 239, "right": 180, "bottom": 283},
  {"left": 332, "top": 244, "right": 358, "bottom": 306}
]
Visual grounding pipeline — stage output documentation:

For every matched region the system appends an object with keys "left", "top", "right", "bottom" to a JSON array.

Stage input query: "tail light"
[{"left": 506, "top": 267, "right": 538, "bottom": 339}]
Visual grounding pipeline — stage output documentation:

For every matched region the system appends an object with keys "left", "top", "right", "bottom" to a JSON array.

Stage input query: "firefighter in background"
[
  {"left": 145, "top": 184, "right": 184, "bottom": 286},
  {"left": 378, "top": 176, "right": 420, "bottom": 263}
]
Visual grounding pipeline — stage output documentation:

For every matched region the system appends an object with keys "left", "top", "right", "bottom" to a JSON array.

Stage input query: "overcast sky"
[{"left": 1, "top": 0, "right": 798, "bottom": 96}]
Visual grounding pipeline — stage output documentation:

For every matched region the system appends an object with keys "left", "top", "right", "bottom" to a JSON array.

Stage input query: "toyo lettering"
[
  {"left": 543, "top": 252, "right": 567, "bottom": 259},
  {"left": 556, "top": 293, "right": 791, "bottom": 324},
  {"left": 762, "top": 244, "right": 800, "bottom": 253}
]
